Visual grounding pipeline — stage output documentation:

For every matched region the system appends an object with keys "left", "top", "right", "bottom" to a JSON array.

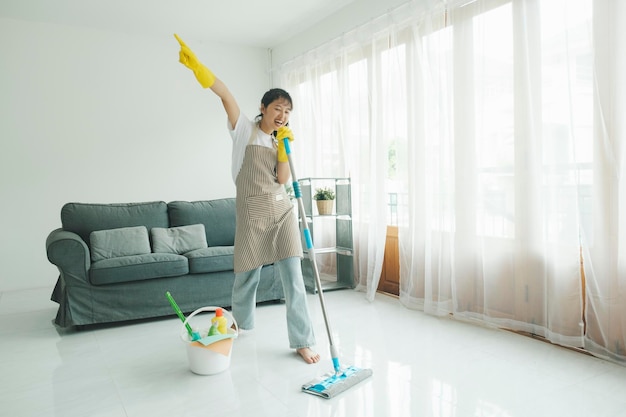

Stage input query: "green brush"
[{"left": 166, "top": 291, "right": 200, "bottom": 341}]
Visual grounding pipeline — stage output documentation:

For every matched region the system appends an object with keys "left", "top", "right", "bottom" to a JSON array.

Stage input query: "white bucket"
[{"left": 180, "top": 306, "right": 238, "bottom": 375}]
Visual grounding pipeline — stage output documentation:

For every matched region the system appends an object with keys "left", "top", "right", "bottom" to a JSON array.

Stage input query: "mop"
[{"left": 282, "top": 137, "right": 373, "bottom": 399}]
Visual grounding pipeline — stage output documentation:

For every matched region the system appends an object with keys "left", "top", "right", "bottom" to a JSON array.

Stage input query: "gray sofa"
[{"left": 46, "top": 198, "right": 284, "bottom": 328}]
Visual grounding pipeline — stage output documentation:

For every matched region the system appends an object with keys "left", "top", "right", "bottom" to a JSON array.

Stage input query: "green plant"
[{"left": 313, "top": 187, "right": 335, "bottom": 200}]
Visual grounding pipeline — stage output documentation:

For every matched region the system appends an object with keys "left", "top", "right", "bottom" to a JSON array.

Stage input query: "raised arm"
[{"left": 174, "top": 34, "right": 240, "bottom": 129}]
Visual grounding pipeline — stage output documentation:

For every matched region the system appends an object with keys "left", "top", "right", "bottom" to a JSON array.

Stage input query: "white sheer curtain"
[
  {"left": 401, "top": 0, "right": 591, "bottom": 349},
  {"left": 584, "top": 0, "right": 626, "bottom": 362},
  {"left": 277, "top": 17, "right": 407, "bottom": 300},
  {"left": 277, "top": 0, "right": 626, "bottom": 363}
]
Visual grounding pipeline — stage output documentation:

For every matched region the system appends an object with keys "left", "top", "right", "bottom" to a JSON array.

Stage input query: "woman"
[{"left": 174, "top": 34, "right": 320, "bottom": 364}]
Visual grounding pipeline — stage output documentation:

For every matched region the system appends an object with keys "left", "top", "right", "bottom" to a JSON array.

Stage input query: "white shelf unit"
[{"left": 297, "top": 177, "right": 354, "bottom": 293}]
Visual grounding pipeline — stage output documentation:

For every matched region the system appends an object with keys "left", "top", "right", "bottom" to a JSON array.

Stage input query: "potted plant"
[{"left": 313, "top": 187, "right": 335, "bottom": 215}]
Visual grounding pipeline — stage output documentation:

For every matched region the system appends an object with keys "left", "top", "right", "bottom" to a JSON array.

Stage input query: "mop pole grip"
[
  {"left": 303, "top": 229, "right": 313, "bottom": 250},
  {"left": 293, "top": 180, "right": 302, "bottom": 199},
  {"left": 284, "top": 137, "right": 292, "bottom": 156},
  {"left": 284, "top": 137, "right": 302, "bottom": 197}
]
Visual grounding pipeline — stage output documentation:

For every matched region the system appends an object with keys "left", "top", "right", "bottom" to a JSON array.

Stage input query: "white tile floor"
[{"left": 2, "top": 287, "right": 626, "bottom": 417}]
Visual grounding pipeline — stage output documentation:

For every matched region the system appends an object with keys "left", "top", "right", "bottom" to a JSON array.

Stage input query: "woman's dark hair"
[{"left": 255, "top": 88, "right": 293, "bottom": 122}]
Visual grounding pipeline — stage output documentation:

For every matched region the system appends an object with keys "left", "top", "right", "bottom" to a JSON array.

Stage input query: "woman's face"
[{"left": 260, "top": 98, "right": 292, "bottom": 133}]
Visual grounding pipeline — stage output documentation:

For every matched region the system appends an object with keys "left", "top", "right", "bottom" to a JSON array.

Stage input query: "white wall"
[{"left": 0, "top": 18, "right": 270, "bottom": 291}]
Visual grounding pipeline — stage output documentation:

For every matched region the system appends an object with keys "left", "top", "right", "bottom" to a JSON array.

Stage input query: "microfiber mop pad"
[{"left": 302, "top": 366, "right": 374, "bottom": 398}]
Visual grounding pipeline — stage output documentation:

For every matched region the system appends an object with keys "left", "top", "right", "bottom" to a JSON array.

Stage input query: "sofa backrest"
[
  {"left": 61, "top": 201, "right": 169, "bottom": 248},
  {"left": 168, "top": 198, "right": 236, "bottom": 247}
]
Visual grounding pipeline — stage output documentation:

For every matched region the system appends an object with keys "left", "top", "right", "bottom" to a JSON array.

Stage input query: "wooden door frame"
[{"left": 378, "top": 225, "right": 399, "bottom": 295}]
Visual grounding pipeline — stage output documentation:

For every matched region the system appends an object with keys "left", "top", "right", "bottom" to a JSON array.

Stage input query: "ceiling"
[{"left": 0, "top": 0, "right": 354, "bottom": 48}]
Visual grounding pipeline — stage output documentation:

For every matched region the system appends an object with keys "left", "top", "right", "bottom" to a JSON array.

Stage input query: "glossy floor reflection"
[{"left": 2, "top": 287, "right": 626, "bottom": 417}]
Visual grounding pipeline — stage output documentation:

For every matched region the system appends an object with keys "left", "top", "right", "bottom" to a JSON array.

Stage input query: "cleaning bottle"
[
  {"left": 211, "top": 308, "right": 228, "bottom": 334},
  {"left": 207, "top": 322, "right": 220, "bottom": 336}
]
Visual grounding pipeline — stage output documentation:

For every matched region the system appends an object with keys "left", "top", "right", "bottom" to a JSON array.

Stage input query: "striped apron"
[{"left": 233, "top": 129, "right": 303, "bottom": 273}]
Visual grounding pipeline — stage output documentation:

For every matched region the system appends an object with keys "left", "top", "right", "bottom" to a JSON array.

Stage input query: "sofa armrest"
[{"left": 46, "top": 228, "right": 91, "bottom": 284}]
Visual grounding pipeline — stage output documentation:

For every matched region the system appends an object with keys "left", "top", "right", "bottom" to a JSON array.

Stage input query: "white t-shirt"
[{"left": 228, "top": 112, "right": 275, "bottom": 183}]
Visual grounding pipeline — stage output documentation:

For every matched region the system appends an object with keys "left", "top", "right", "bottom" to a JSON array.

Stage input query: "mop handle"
[{"left": 283, "top": 139, "right": 339, "bottom": 365}]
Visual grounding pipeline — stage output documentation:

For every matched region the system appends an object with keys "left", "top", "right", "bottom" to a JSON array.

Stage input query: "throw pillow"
[
  {"left": 90, "top": 226, "right": 151, "bottom": 262},
  {"left": 151, "top": 224, "right": 207, "bottom": 254}
]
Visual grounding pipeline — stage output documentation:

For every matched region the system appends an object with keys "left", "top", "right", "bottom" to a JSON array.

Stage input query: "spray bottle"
[{"left": 211, "top": 308, "right": 228, "bottom": 334}]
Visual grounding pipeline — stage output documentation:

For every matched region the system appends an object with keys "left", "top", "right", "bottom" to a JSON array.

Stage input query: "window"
[{"left": 474, "top": 3, "right": 515, "bottom": 238}]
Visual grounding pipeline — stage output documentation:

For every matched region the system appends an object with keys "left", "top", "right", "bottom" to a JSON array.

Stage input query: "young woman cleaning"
[{"left": 174, "top": 34, "right": 320, "bottom": 364}]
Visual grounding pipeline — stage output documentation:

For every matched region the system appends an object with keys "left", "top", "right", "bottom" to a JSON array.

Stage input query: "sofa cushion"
[
  {"left": 89, "top": 253, "right": 188, "bottom": 285},
  {"left": 168, "top": 199, "right": 236, "bottom": 247},
  {"left": 185, "top": 246, "right": 234, "bottom": 273},
  {"left": 151, "top": 224, "right": 207, "bottom": 254},
  {"left": 90, "top": 226, "right": 151, "bottom": 262},
  {"left": 61, "top": 201, "right": 169, "bottom": 248}
]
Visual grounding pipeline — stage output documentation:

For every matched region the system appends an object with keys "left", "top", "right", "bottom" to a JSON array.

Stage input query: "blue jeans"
[{"left": 232, "top": 257, "right": 316, "bottom": 349}]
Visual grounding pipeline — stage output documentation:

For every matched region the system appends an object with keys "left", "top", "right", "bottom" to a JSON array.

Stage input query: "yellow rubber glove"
[
  {"left": 275, "top": 126, "right": 294, "bottom": 162},
  {"left": 174, "top": 34, "right": 216, "bottom": 89}
]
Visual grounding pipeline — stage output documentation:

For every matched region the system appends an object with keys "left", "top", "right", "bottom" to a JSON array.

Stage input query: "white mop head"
[{"left": 302, "top": 366, "right": 373, "bottom": 399}]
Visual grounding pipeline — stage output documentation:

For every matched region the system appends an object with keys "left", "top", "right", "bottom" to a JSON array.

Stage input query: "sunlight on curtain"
[
  {"left": 278, "top": 27, "right": 400, "bottom": 300},
  {"left": 400, "top": 0, "right": 591, "bottom": 347},
  {"left": 583, "top": 0, "right": 626, "bottom": 362},
  {"left": 276, "top": 0, "right": 626, "bottom": 363}
]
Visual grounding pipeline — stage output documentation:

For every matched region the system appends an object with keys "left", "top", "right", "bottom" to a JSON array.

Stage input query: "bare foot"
[{"left": 297, "top": 347, "right": 321, "bottom": 364}]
